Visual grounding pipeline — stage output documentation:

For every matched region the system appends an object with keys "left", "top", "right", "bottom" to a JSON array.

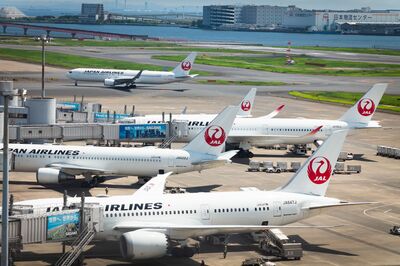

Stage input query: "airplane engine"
[
  {"left": 104, "top": 78, "right": 116, "bottom": 87},
  {"left": 36, "top": 168, "right": 75, "bottom": 184},
  {"left": 120, "top": 230, "right": 169, "bottom": 260}
]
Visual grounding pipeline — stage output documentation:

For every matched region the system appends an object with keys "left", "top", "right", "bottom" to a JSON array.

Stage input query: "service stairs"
[
  {"left": 55, "top": 223, "right": 96, "bottom": 266},
  {"left": 159, "top": 135, "right": 177, "bottom": 149}
]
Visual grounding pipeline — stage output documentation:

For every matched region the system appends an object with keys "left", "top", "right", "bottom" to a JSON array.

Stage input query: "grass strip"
[
  {"left": 152, "top": 54, "right": 400, "bottom": 77},
  {"left": 197, "top": 79, "right": 290, "bottom": 86},
  {"left": 0, "top": 37, "right": 265, "bottom": 54},
  {"left": 0, "top": 47, "right": 210, "bottom": 75},
  {"left": 293, "top": 46, "right": 400, "bottom": 56},
  {"left": 289, "top": 91, "right": 400, "bottom": 113}
]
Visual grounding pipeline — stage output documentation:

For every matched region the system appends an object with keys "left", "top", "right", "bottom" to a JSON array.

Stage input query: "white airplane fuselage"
[
  {"left": 8, "top": 144, "right": 214, "bottom": 176},
  {"left": 123, "top": 114, "right": 350, "bottom": 146},
  {"left": 16, "top": 190, "right": 340, "bottom": 241},
  {"left": 66, "top": 69, "right": 192, "bottom": 85}
]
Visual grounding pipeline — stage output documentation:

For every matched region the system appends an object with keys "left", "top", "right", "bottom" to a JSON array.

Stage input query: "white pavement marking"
[{"left": 363, "top": 203, "right": 400, "bottom": 224}]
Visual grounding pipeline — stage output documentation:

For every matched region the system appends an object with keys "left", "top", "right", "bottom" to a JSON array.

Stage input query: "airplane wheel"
[
  {"left": 81, "top": 179, "right": 98, "bottom": 188},
  {"left": 81, "top": 181, "right": 91, "bottom": 188},
  {"left": 97, "top": 176, "right": 106, "bottom": 183},
  {"left": 238, "top": 150, "right": 254, "bottom": 158},
  {"left": 183, "top": 247, "right": 195, "bottom": 257}
]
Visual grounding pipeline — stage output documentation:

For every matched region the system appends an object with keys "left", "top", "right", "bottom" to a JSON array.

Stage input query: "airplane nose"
[{"left": 66, "top": 70, "right": 73, "bottom": 78}]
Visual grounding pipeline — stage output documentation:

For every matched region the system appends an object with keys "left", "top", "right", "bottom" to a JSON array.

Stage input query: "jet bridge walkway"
[{"left": 0, "top": 199, "right": 104, "bottom": 265}]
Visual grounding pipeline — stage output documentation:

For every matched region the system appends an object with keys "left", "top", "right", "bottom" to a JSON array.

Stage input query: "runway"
[{"left": 1, "top": 44, "right": 400, "bottom": 94}]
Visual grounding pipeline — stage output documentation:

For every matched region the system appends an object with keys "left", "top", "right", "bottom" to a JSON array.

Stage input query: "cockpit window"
[{"left": 68, "top": 71, "right": 72, "bottom": 73}]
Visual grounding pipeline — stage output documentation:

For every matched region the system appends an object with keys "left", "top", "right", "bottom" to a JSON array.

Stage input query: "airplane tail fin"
[
  {"left": 172, "top": 52, "right": 197, "bottom": 77},
  {"left": 237, "top": 88, "right": 257, "bottom": 117},
  {"left": 183, "top": 105, "right": 239, "bottom": 156},
  {"left": 279, "top": 130, "right": 348, "bottom": 197},
  {"left": 339, "top": 83, "right": 387, "bottom": 128}
]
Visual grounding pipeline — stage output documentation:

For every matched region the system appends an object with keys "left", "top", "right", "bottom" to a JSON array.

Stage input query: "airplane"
[
  {"left": 4, "top": 105, "right": 239, "bottom": 187},
  {"left": 66, "top": 52, "right": 198, "bottom": 88},
  {"left": 121, "top": 83, "right": 386, "bottom": 157},
  {"left": 120, "top": 87, "right": 264, "bottom": 122},
  {"left": 11, "top": 130, "right": 373, "bottom": 261}
]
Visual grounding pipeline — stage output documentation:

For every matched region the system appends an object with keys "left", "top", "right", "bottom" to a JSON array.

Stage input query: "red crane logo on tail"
[
  {"left": 307, "top": 156, "right": 332, "bottom": 184},
  {"left": 357, "top": 98, "right": 375, "bottom": 116},
  {"left": 204, "top": 126, "right": 226, "bottom": 147},
  {"left": 241, "top": 100, "right": 251, "bottom": 111},
  {"left": 181, "top": 61, "right": 192, "bottom": 71}
]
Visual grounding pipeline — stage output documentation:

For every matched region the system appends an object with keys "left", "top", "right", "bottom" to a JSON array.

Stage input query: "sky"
[{"left": 4, "top": 0, "right": 400, "bottom": 13}]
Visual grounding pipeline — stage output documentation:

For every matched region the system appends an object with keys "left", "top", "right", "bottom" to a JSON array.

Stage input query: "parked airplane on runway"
[
  {"left": 66, "top": 52, "right": 197, "bottom": 88},
  {"left": 3, "top": 105, "right": 239, "bottom": 187},
  {"left": 12, "top": 130, "right": 372, "bottom": 260},
  {"left": 123, "top": 84, "right": 386, "bottom": 157}
]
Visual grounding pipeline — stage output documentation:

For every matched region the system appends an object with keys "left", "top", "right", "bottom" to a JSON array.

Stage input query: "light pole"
[
  {"left": 40, "top": 35, "right": 50, "bottom": 99},
  {"left": 1, "top": 81, "right": 18, "bottom": 266}
]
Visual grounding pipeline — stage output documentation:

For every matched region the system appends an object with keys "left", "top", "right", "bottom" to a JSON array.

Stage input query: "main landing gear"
[
  {"left": 138, "top": 176, "right": 151, "bottom": 185},
  {"left": 74, "top": 81, "right": 78, "bottom": 86},
  {"left": 81, "top": 175, "right": 107, "bottom": 188},
  {"left": 237, "top": 149, "right": 254, "bottom": 158}
]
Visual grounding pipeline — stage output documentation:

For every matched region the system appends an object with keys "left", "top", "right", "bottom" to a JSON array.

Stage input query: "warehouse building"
[
  {"left": 203, "top": 5, "right": 287, "bottom": 28},
  {"left": 282, "top": 6, "right": 400, "bottom": 32},
  {"left": 0, "top": 6, "right": 26, "bottom": 19},
  {"left": 80, "top": 3, "right": 105, "bottom": 23},
  {"left": 240, "top": 5, "right": 287, "bottom": 26},
  {"left": 203, "top": 5, "right": 241, "bottom": 27}
]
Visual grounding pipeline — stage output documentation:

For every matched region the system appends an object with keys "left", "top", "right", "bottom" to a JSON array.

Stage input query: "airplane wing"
[
  {"left": 111, "top": 70, "right": 143, "bottom": 86},
  {"left": 191, "top": 159, "right": 230, "bottom": 171},
  {"left": 191, "top": 151, "right": 238, "bottom": 170},
  {"left": 113, "top": 222, "right": 342, "bottom": 238},
  {"left": 133, "top": 172, "right": 173, "bottom": 197},
  {"left": 229, "top": 126, "right": 323, "bottom": 143},
  {"left": 175, "top": 74, "right": 198, "bottom": 79},
  {"left": 303, "top": 201, "right": 376, "bottom": 210},
  {"left": 46, "top": 163, "right": 113, "bottom": 176}
]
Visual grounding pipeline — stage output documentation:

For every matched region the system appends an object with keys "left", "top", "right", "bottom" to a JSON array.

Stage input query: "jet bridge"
[
  {"left": 5, "top": 120, "right": 189, "bottom": 146},
  {"left": 0, "top": 196, "right": 104, "bottom": 265}
]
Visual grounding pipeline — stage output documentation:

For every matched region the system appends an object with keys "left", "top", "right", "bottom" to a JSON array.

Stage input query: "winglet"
[
  {"left": 133, "top": 172, "right": 173, "bottom": 197},
  {"left": 134, "top": 70, "right": 143, "bottom": 80},
  {"left": 306, "top": 125, "right": 323, "bottom": 136},
  {"left": 259, "top": 104, "right": 285, "bottom": 120}
]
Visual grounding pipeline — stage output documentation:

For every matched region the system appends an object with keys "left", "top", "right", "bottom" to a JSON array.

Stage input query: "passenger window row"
[
  {"left": 105, "top": 209, "right": 197, "bottom": 218},
  {"left": 14, "top": 153, "right": 161, "bottom": 162},
  {"left": 214, "top": 207, "right": 250, "bottom": 213}
]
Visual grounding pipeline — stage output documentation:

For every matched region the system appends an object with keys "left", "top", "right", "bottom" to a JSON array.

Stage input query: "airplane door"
[
  {"left": 273, "top": 201, "right": 282, "bottom": 217},
  {"left": 200, "top": 204, "right": 210, "bottom": 221},
  {"left": 263, "top": 123, "right": 270, "bottom": 135}
]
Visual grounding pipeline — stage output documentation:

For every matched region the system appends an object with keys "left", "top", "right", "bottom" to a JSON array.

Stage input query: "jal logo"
[
  {"left": 181, "top": 61, "right": 192, "bottom": 71},
  {"left": 357, "top": 98, "right": 375, "bottom": 116},
  {"left": 204, "top": 125, "right": 226, "bottom": 147},
  {"left": 241, "top": 100, "right": 251, "bottom": 111},
  {"left": 307, "top": 156, "right": 332, "bottom": 184}
]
